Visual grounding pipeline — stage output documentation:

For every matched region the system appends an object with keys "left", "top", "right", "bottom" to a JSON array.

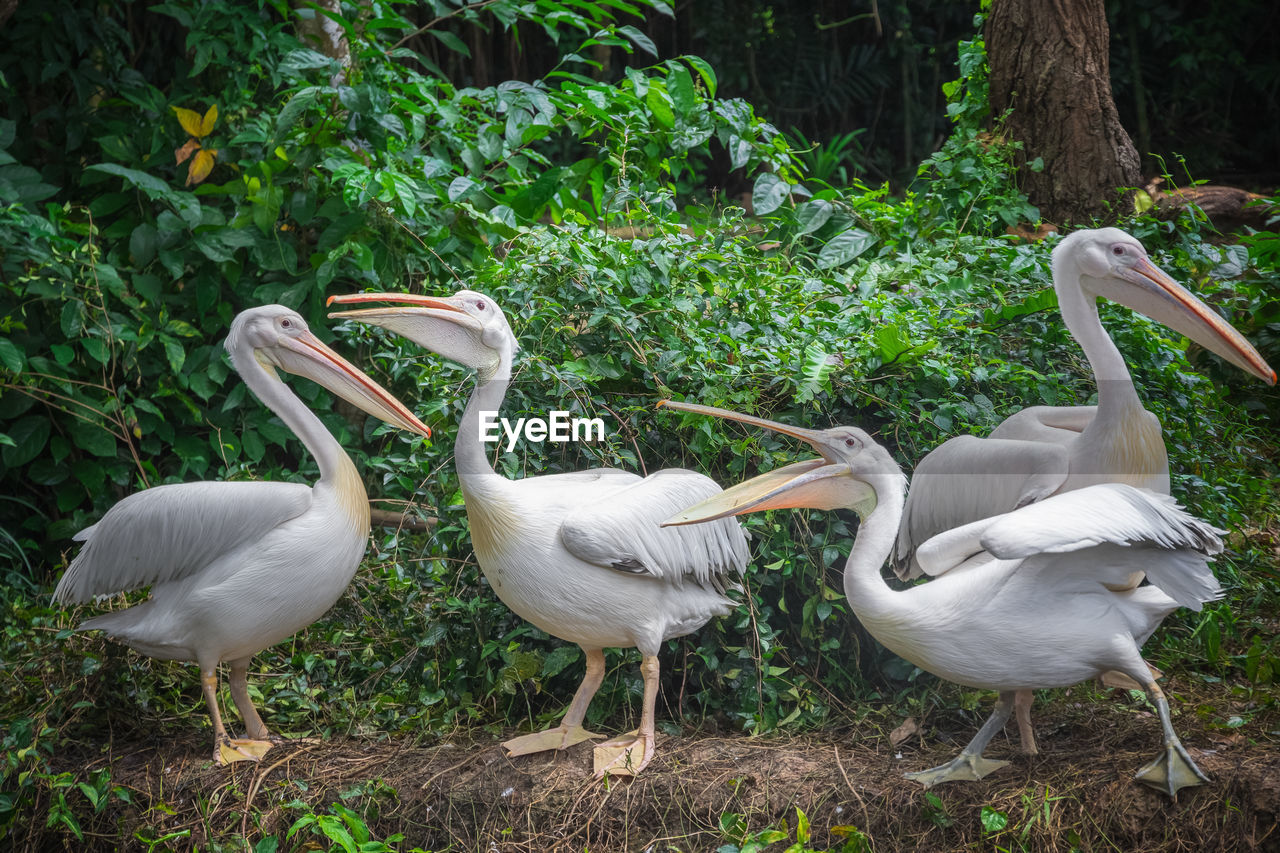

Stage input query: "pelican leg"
[
  {"left": 1134, "top": 681, "right": 1209, "bottom": 798},
  {"left": 1014, "top": 689, "right": 1038, "bottom": 755},
  {"left": 226, "top": 658, "right": 277, "bottom": 760},
  {"left": 905, "top": 691, "right": 1014, "bottom": 788},
  {"left": 593, "top": 654, "right": 659, "bottom": 777},
  {"left": 503, "top": 647, "right": 605, "bottom": 757},
  {"left": 201, "top": 666, "right": 265, "bottom": 765}
]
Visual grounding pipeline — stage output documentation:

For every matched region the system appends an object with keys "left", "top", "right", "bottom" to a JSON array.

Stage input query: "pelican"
[
  {"left": 326, "top": 289, "right": 748, "bottom": 776},
  {"left": 662, "top": 399, "right": 1223, "bottom": 797},
  {"left": 54, "top": 305, "right": 432, "bottom": 764},
  {"left": 892, "top": 227, "right": 1272, "bottom": 750}
]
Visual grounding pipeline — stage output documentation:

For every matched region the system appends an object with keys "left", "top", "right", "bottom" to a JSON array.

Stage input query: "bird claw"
[
  {"left": 1135, "top": 743, "right": 1209, "bottom": 798},
  {"left": 905, "top": 753, "right": 1009, "bottom": 789}
]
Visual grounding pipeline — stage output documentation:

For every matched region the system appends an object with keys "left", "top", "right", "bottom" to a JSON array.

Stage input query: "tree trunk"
[
  {"left": 292, "top": 0, "right": 352, "bottom": 85},
  {"left": 986, "top": 0, "right": 1140, "bottom": 225}
]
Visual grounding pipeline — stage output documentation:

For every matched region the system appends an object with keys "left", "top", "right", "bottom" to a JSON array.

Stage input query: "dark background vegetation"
[{"left": 0, "top": 1, "right": 1277, "bottom": 850}]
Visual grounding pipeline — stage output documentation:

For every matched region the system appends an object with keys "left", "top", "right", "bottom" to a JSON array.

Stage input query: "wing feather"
[
  {"left": 54, "top": 481, "right": 313, "bottom": 603},
  {"left": 559, "top": 469, "right": 749, "bottom": 590},
  {"left": 915, "top": 484, "right": 1223, "bottom": 611},
  {"left": 893, "top": 436, "right": 1069, "bottom": 578}
]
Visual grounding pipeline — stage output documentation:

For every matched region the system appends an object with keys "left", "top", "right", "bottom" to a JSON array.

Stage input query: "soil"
[{"left": 18, "top": 683, "right": 1280, "bottom": 853}]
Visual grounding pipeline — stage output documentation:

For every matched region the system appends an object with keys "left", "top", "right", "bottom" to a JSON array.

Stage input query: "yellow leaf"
[
  {"left": 172, "top": 106, "right": 205, "bottom": 138},
  {"left": 199, "top": 104, "right": 218, "bottom": 137},
  {"left": 174, "top": 138, "right": 200, "bottom": 165},
  {"left": 187, "top": 148, "right": 216, "bottom": 185}
]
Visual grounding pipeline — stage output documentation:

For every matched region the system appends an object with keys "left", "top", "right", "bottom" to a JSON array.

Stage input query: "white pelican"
[
  {"left": 662, "top": 400, "right": 1224, "bottom": 798},
  {"left": 54, "top": 305, "right": 432, "bottom": 764},
  {"left": 892, "top": 227, "right": 1272, "bottom": 749},
  {"left": 327, "top": 290, "right": 748, "bottom": 776}
]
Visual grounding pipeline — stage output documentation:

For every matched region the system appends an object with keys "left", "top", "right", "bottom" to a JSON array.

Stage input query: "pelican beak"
[
  {"left": 327, "top": 292, "right": 497, "bottom": 372},
  {"left": 657, "top": 400, "right": 870, "bottom": 526},
  {"left": 327, "top": 292, "right": 481, "bottom": 340},
  {"left": 1112, "top": 256, "right": 1275, "bottom": 384},
  {"left": 275, "top": 329, "right": 432, "bottom": 438}
]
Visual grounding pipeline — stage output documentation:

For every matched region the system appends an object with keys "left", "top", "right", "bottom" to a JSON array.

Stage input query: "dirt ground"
[{"left": 17, "top": 682, "right": 1280, "bottom": 853}]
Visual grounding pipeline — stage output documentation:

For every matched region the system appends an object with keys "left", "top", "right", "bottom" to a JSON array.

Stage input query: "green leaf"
[
  {"left": 873, "top": 324, "right": 912, "bottom": 362},
  {"left": 2, "top": 416, "right": 50, "bottom": 467},
  {"left": 0, "top": 337, "right": 25, "bottom": 374},
  {"left": 163, "top": 338, "right": 186, "bottom": 374},
  {"left": 667, "top": 64, "right": 697, "bottom": 115},
  {"left": 61, "top": 300, "right": 86, "bottom": 338},
  {"left": 429, "top": 29, "right": 471, "bottom": 57},
  {"left": 618, "top": 25, "right": 657, "bottom": 57},
  {"left": 71, "top": 421, "right": 117, "bottom": 458},
  {"left": 82, "top": 338, "right": 110, "bottom": 365},
  {"left": 980, "top": 806, "right": 1008, "bottom": 833},
  {"left": 794, "top": 199, "right": 833, "bottom": 235},
  {"left": 816, "top": 228, "right": 875, "bottom": 269},
  {"left": 129, "top": 223, "right": 158, "bottom": 267},
  {"left": 751, "top": 172, "right": 789, "bottom": 216},
  {"left": 447, "top": 176, "right": 481, "bottom": 202},
  {"left": 540, "top": 645, "right": 580, "bottom": 677},
  {"left": 796, "top": 343, "right": 833, "bottom": 403},
  {"left": 645, "top": 85, "right": 675, "bottom": 128},
  {"left": 683, "top": 55, "right": 717, "bottom": 96}
]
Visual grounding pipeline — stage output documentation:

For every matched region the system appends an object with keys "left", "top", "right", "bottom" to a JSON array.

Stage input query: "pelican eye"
[
  {"left": 475, "top": 300, "right": 487, "bottom": 311},
  {"left": 1112, "top": 245, "right": 1125, "bottom": 256},
  {"left": 844, "top": 437, "right": 858, "bottom": 448},
  {"left": 280, "top": 317, "right": 293, "bottom": 328}
]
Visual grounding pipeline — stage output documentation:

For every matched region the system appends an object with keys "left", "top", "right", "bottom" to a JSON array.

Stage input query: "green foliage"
[{"left": 717, "top": 807, "right": 870, "bottom": 853}]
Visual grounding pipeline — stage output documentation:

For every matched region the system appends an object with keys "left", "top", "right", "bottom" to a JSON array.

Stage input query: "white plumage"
[
  {"left": 54, "top": 305, "right": 431, "bottom": 764},
  {"left": 663, "top": 400, "right": 1222, "bottom": 797},
  {"left": 329, "top": 289, "right": 748, "bottom": 776},
  {"left": 891, "top": 227, "right": 1270, "bottom": 752},
  {"left": 895, "top": 227, "right": 1271, "bottom": 577}
]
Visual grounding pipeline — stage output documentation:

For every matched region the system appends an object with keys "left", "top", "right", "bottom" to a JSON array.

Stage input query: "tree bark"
[
  {"left": 986, "top": 0, "right": 1140, "bottom": 225},
  {"left": 292, "top": 0, "right": 352, "bottom": 85}
]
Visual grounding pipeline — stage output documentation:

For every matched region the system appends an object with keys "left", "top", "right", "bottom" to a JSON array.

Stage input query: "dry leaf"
[
  {"left": 199, "top": 104, "right": 218, "bottom": 137},
  {"left": 172, "top": 105, "right": 205, "bottom": 138},
  {"left": 889, "top": 717, "right": 919, "bottom": 747},
  {"left": 174, "top": 138, "right": 200, "bottom": 165},
  {"left": 187, "top": 148, "right": 216, "bottom": 186}
]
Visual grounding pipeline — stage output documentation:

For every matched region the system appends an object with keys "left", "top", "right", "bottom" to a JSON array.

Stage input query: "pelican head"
[
  {"left": 227, "top": 304, "right": 431, "bottom": 437},
  {"left": 327, "top": 289, "right": 516, "bottom": 378},
  {"left": 1054, "top": 228, "right": 1274, "bottom": 383},
  {"left": 658, "top": 400, "right": 903, "bottom": 526}
]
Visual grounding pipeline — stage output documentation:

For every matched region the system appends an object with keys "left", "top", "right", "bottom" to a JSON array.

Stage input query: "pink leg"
[
  {"left": 1014, "top": 689, "right": 1038, "bottom": 755},
  {"left": 593, "top": 654, "right": 659, "bottom": 777},
  {"left": 503, "top": 647, "right": 605, "bottom": 756}
]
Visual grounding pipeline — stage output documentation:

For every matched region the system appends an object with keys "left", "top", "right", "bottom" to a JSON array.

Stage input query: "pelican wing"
[
  {"left": 917, "top": 484, "right": 1223, "bottom": 610},
  {"left": 560, "top": 468, "right": 749, "bottom": 590},
  {"left": 55, "top": 480, "right": 312, "bottom": 604},
  {"left": 988, "top": 404, "right": 1097, "bottom": 443},
  {"left": 893, "top": 435, "right": 1069, "bottom": 578}
]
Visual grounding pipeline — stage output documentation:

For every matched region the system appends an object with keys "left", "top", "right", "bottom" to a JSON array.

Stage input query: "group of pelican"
[{"left": 56, "top": 228, "right": 1272, "bottom": 797}]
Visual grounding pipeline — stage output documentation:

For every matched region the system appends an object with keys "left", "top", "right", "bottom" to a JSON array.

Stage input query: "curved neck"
[
  {"left": 237, "top": 351, "right": 349, "bottom": 484},
  {"left": 455, "top": 348, "right": 513, "bottom": 489},
  {"left": 1056, "top": 267, "right": 1142, "bottom": 414},
  {"left": 842, "top": 472, "right": 907, "bottom": 614}
]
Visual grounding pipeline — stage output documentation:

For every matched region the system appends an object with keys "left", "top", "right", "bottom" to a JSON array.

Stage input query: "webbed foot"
[
  {"left": 593, "top": 729, "right": 654, "bottom": 777},
  {"left": 1135, "top": 743, "right": 1209, "bottom": 798},
  {"left": 215, "top": 737, "right": 274, "bottom": 765},
  {"left": 503, "top": 724, "right": 602, "bottom": 757},
  {"left": 905, "top": 753, "right": 1009, "bottom": 788}
]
